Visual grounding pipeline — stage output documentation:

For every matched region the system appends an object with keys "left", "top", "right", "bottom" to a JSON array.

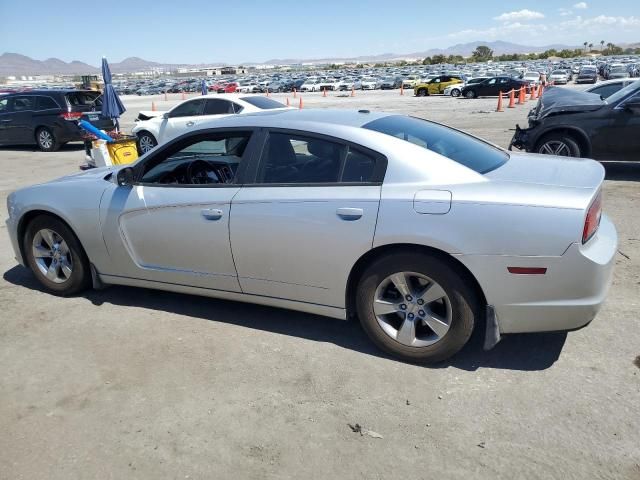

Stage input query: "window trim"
[
  {"left": 243, "top": 127, "right": 387, "bottom": 187},
  {"left": 131, "top": 127, "right": 260, "bottom": 188}
]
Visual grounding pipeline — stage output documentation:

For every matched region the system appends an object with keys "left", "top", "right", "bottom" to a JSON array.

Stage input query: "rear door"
[
  {"left": 606, "top": 91, "right": 640, "bottom": 161},
  {"left": 6, "top": 95, "right": 36, "bottom": 144},
  {"left": 229, "top": 129, "right": 385, "bottom": 308}
]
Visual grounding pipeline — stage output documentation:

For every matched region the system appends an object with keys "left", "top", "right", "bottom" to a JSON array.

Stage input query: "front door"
[
  {"left": 100, "top": 128, "right": 258, "bottom": 292},
  {"left": 0, "top": 97, "right": 12, "bottom": 144},
  {"left": 157, "top": 98, "right": 206, "bottom": 144},
  {"left": 607, "top": 92, "right": 640, "bottom": 161},
  {"left": 230, "top": 130, "right": 384, "bottom": 308}
]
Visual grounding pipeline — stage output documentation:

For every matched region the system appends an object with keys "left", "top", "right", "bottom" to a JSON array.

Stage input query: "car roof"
[
  {"left": 196, "top": 108, "right": 392, "bottom": 130},
  {"left": 3, "top": 89, "right": 94, "bottom": 96}
]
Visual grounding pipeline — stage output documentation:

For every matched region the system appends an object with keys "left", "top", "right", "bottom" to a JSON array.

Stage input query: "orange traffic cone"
[
  {"left": 286, "top": 97, "right": 290, "bottom": 106},
  {"left": 351, "top": 86, "right": 355, "bottom": 97},
  {"left": 400, "top": 84, "right": 404, "bottom": 96},
  {"left": 293, "top": 88, "right": 297, "bottom": 98},
  {"left": 266, "top": 89, "right": 270, "bottom": 97},
  {"left": 151, "top": 101, "right": 156, "bottom": 111},
  {"left": 508, "top": 89, "right": 516, "bottom": 108},
  {"left": 517, "top": 86, "right": 525, "bottom": 104},
  {"left": 539, "top": 84, "right": 544, "bottom": 96},
  {"left": 323, "top": 87, "right": 327, "bottom": 97},
  {"left": 496, "top": 91, "right": 504, "bottom": 112},
  {"left": 530, "top": 84, "right": 537, "bottom": 100},
  {"left": 299, "top": 97, "right": 303, "bottom": 109},
  {"left": 181, "top": 92, "right": 185, "bottom": 100}
]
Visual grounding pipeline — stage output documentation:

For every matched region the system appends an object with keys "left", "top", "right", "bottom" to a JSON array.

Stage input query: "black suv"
[
  {"left": 0, "top": 90, "right": 115, "bottom": 151},
  {"left": 509, "top": 82, "right": 640, "bottom": 162}
]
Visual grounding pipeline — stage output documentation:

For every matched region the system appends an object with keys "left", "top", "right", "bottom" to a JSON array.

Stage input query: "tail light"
[
  {"left": 60, "top": 112, "right": 83, "bottom": 121},
  {"left": 582, "top": 191, "right": 602, "bottom": 244}
]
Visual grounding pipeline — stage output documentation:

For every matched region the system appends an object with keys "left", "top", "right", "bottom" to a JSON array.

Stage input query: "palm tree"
[
  {"left": 588, "top": 43, "right": 593, "bottom": 52},
  {"left": 583, "top": 41, "right": 588, "bottom": 52},
  {"left": 606, "top": 42, "right": 614, "bottom": 55},
  {"left": 600, "top": 40, "right": 605, "bottom": 52}
]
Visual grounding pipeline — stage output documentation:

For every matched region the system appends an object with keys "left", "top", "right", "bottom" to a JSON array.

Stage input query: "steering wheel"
[{"left": 187, "top": 159, "right": 218, "bottom": 184}]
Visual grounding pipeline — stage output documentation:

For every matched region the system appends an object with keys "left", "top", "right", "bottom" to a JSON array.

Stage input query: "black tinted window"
[
  {"left": 66, "top": 92, "right": 101, "bottom": 107},
  {"left": 13, "top": 96, "right": 35, "bottom": 111},
  {"left": 170, "top": 100, "right": 204, "bottom": 117},
  {"left": 240, "top": 96, "right": 286, "bottom": 109},
  {"left": 590, "top": 84, "right": 621, "bottom": 98},
  {"left": 203, "top": 99, "right": 234, "bottom": 115},
  {"left": 0, "top": 97, "right": 8, "bottom": 112},
  {"left": 37, "top": 96, "right": 59, "bottom": 110},
  {"left": 363, "top": 115, "right": 508, "bottom": 174}
]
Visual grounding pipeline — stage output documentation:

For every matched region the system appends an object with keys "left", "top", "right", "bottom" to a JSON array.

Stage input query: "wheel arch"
[
  {"left": 534, "top": 126, "right": 592, "bottom": 157},
  {"left": 345, "top": 243, "right": 488, "bottom": 319}
]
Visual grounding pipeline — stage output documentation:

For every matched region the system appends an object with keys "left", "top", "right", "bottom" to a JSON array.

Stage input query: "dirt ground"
[{"left": 1, "top": 90, "right": 639, "bottom": 480}]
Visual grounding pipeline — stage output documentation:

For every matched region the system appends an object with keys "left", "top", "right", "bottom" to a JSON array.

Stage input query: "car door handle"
[
  {"left": 186, "top": 121, "right": 195, "bottom": 127},
  {"left": 336, "top": 208, "right": 363, "bottom": 220},
  {"left": 201, "top": 208, "right": 223, "bottom": 220}
]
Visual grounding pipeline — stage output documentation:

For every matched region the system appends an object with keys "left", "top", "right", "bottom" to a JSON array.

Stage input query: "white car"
[
  {"left": 132, "top": 95, "right": 289, "bottom": 154},
  {"left": 549, "top": 70, "right": 570, "bottom": 85},
  {"left": 360, "top": 78, "right": 379, "bottom": 90},
  {"left": 300, "top": 79, "right": 321, "bottom": 92},
  {"left": 235, "top": 82, "right": 260, "bottom": 93},
  {"left": 522, "top": 71, "right": 541, "bottom": 85}
]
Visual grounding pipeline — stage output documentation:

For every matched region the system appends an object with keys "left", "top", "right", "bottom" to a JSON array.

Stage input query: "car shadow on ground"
[
  {"left": 0, "top": 143, "right": 85, "bottom": 153},
  {"left": 603, "top": 162, "right": 640, "bottom": 182},
  {"left": 3, "top": 265, "right": 566, "bottom": 372}
]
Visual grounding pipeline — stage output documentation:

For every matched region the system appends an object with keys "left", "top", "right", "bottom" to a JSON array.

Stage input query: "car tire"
[
  {"left": 535, "top": 133, "right": 582, "bottom": 157},
  {"left": 451, "top": 88, "right": 461, "bottom": 97},
  {"left": 355, "top": 253, "right": 478, "bottom": 364},
  {"left": 35, "top": 127, "right": 59, "bottom": 152},
  {"left": 416, "top": 88, "right": 427, "bottom": 97},
  {"left": 137, "top": 131, "right": 158, "bottom": 155},
  {"left": 23, "top": 215, "right": 91, "bottom": 296},
  {"left": 464, "top": 90, "right": 476, "bottom": 99}
]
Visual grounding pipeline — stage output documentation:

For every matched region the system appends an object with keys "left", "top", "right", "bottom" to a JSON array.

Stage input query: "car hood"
[
  {"left": 47, "top": 166, "right": 115, "bottom": 184},
  {"left": 532, "top": 87, "right": 604, "bottom": 119},
  {"left": 487, "top": 151, "right": 604, "bottom": 189}
]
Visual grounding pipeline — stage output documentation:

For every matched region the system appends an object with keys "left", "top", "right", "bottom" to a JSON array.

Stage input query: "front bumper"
[
  {"left": 458, "top": 214, "right": 617, "bottom": 334},
  {"left": 6, "top": 213, "right": 24, "bottom": 266},
  {"left": 508, "top": 124, "right": 534, "bottom": 152}
]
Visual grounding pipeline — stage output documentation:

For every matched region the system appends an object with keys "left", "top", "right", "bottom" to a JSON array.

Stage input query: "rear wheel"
[
  {"left": 23, "top": 215, "right": 91, "bottom": 296},
  {"left": 416, "top": 88, "right": 427, "bottom": 97},
  {"left": 356, "top": 253, "right": 478, "bottom": 363},
  {"left": 137, "top": 131, "right": 157, "bottom": 155},
  {"left": 451, "top": 88, "right": 461, "bottom": 97},
  {"left": 35, "top": 127, "right": 59, "bottom": 152},
  {"left": 464, "top": 90, "right": 476, "bottom": 99},
  {"left": 535, "top": 133, "right": 581, "bottom": 157}
]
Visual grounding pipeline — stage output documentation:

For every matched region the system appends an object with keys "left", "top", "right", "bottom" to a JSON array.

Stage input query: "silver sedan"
[{"left": 6, "top": 109, "right": 617, "bottom": 363}]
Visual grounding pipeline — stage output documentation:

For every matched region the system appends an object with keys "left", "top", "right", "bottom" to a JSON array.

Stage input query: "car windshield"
[
  {"left": 363, "top": 115, "right": 508, "bottom": 174},
  {"left": 551, "top": 70, "right": 565, "bottom": 75},
  {"left": 605, "top": 80, "right": 640, "bottom": 105},
  {"left": 239, "top": 96, "right": 285, "bottom": 109}
]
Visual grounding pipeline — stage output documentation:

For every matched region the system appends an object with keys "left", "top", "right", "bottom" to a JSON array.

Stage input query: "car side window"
[
  {"left": 139, "top": 132, "right": 252, "bottom": 185},
  {"left": 169, "top": 99, "right": 204, "bottom": 118},
  {"left": 203, "top": 99, "right": 234, "bottom": 115},
  {"left": 36, "top": 96, "right": 59, "bottom": 110},
  {"left": 256, "top": 132, "right": 377, "bottom": 184},
  {"left": 0, "top": 98, "right": 9, "bottom": 113},
  {"left": 13, "top": 96, "right": 35, "bottom": 111},
  {"left": 487, "top": 79, "right": 497, "bottom": 85}
]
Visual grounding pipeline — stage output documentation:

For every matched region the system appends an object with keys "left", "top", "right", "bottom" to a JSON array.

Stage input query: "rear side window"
[
  {"left": 0, "top": 97, "right": 9, "bottom": 112},
  {"left": 256, "top": 132, "right": 378, "bottom": 184},
  {"left": 170, "top": 99, "right": 204, "bottom": 117},
  {"left": 203, "top": 99, "right": 235, "bottom": 115},
  {"left": 363, "top": 115, "right": 508, "bottom": 174},
  {"left": 239, "top": 96, "right": 285, "bottom": 109},
  {"left": 590, "top": 84, "right": 621, "bottom": 99},
  {"left": 37, "top": 96, "right": 59, "bottom": 110},
  {"left": 13, "top": 96, "right": 35, "bottom": 111},
  {"left": 66, "top": 92, "right": 101, "bottom": 107}
]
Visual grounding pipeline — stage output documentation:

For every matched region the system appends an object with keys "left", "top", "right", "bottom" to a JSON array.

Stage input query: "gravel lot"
[{"left": 1, "top": 90, "right": 639, "bottom": 480}]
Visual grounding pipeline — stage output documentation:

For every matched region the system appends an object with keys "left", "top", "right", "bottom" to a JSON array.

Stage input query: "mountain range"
[{"left": 1, "top": 40, "right": 632, "bottom": 76}]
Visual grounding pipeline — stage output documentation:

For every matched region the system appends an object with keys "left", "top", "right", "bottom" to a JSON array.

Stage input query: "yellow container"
[{"left": 106, "top": 137, "right": 138, "bottom": 165}]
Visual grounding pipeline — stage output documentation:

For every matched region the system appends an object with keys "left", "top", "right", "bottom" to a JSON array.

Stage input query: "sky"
[{"left": 0, "top": 0, "right": 638, "bottom": 65}]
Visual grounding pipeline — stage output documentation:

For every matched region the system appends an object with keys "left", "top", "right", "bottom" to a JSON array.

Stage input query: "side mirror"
[
  {"left": 162, "top": 112, "right": 169, "bottom": 119},
  {"left": 116, "top": 167, "right": 135, "bottom": 187},
  {"left": 623, "top": 101, "right": 640, "bottom": 113}
]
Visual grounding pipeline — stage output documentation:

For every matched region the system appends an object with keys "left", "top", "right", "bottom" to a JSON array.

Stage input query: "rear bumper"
[{"left": 457, "top": 214, "right": 617, "bottom": 334}]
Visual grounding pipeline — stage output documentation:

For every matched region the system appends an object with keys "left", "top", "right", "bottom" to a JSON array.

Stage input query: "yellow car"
[{"left": 414, "top": 76, "right": 463, "bottom": 96}]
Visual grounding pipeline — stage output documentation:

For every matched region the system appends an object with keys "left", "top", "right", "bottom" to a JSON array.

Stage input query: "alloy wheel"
[
  {"left": 373, "top": 271, "right": 452, "bottom": 347},
  {"left": 38, "top": 130, "right": 53, "bottom": 149},
  {"left": 139, "top": 135, "right": 156, "bottom": 153},
  {"left": 539, "top": 140, "right": 572, "bottom": 156},
  {"left": 32, "top": 228, "right": 73, "bottom": 284}
]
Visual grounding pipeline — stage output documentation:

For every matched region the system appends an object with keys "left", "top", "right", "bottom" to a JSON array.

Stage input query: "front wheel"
[
  {"left": 535, "top": 133, "right": 581, "bottom": 157},
  {"left": 416, "top": 88, "right": 427, "bottom": 97},
  {"left": 23, "top": 215, "right": 91, "bottom": 296},
  {"left": 451, "top": 88, "right": 461, "bottom": 97},
  {"left": 464, "top": 90, "right": 476, "bottom": 99},
  {"left": 356, "top": 253, "right": 478, "bottom": 364},
  {"left": 137, "top": 131, "right": 158, "bottom": 155}
]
